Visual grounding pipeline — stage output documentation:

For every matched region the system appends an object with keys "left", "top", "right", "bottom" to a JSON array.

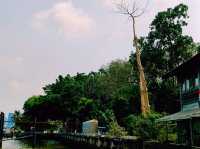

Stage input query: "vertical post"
[
  {"left": 198, "top": 72, "right": 200, "bottom": 108},
  {"left": 189, "top": 119, "right": 193, "bottom": 147},
  {"left": 32, "top": 117, "right": 37, "bottom": 148},
  {"left": 0, "top": 112, "right": 4, "bottom": 148},
  {"left": 179, "top": 79, "right": 183, "bottom": 111},
  {"left": 34, "top": 117, "right": 37, "bottom": 147}
]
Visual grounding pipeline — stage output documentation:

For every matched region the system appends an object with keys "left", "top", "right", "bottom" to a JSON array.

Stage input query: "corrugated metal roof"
[{"left": 157, "top": 109, "right": 200, "bottom": 122}]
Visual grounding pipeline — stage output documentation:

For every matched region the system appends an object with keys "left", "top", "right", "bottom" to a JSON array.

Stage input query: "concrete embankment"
[
  {"left": 64, "top": 133, "right": 198, "bottom": 149},
  {"left": 37, "top": 133, "right": 200, "bottom": 149},
  {"left": 65, "top": 134, "right": 141, "bottom": 149}
]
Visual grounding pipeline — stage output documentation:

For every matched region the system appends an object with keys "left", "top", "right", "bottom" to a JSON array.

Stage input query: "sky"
[{"left": 0, "top": 0, "right": 200, "bottom": 113}]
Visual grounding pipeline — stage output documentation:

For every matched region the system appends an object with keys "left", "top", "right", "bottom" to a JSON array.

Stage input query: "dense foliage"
[
  {"left": 23, "top": 60, "right": 134, "bottom": 131},
  {"left": 139, "top": 4, "right": 198, "bottom": 113},
  {"left": 124, "top": 112, "right": 162, "bottom": 140},
  {"left": 20, "top": 4, "right": 199, "bottom": 139},
  {"left": 106, "top": 120, "right": 128, "bottom": 138}
]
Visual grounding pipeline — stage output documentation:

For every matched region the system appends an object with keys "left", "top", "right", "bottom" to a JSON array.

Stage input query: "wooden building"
[{"left": 159, "top": 53, "right": 200, "bottom": 146}]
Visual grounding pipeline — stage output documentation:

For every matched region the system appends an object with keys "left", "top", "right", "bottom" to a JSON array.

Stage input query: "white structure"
[{"left": 82, "top": 119, "right": 98, "bottom": 135}]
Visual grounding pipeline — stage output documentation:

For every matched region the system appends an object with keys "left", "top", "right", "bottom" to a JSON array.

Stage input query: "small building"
[
  {"left": 159, "top": 53, "right": 200, "bottom": 146},
  {"left": 82, "top": 119, "right": 98, "bottom": 135}
]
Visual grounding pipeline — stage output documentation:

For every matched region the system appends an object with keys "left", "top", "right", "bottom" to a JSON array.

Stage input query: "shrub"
[
  {"left": 106, "top": 120, "right": 128, "bottom": 138},
  {"left": 123, "top": 112, "right": 162, "bottom": 140}
]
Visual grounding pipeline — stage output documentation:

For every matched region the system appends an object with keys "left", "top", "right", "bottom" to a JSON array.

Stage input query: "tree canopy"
[
  {"left": 21, "top": 4, "right": 199, "bottom": 134},
  {"left": 139, "top": 3, "right": 198, "bottom": 113},
  {"left": 23, "top": 59, "right": 134, "bottom": 130}
]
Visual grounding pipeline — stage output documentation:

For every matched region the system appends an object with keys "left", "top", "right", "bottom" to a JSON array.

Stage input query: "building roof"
[
  {"left": 157, "top": 109, "right": 200, "bottom": 122},
  {"left": 163, "top": 53, "right": 200, "bottom": 79}
]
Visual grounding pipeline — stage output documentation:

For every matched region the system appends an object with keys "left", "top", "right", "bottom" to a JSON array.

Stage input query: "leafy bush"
[
  {"left": 106, "top": 120, "right": 128, "bottom": 138},
  {"left": 156, "top": 121, "right": 177, "bottom": 143},
  {"left": 123, "top": 112, "right": 162, "bottom": 140}
]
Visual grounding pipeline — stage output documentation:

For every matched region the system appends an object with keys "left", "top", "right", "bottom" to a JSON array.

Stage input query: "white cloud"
[{"left": 32, "top": 1, "right": 95, "bottom": 38}]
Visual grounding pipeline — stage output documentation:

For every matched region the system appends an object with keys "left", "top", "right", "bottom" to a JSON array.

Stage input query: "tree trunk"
[{"left": 132, "top": 17, "right": 150, "bottom": 116}]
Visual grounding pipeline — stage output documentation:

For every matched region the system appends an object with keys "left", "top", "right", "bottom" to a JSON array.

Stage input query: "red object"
[{"left": 193, "top": 90, "right": 200, "bottom": 95}]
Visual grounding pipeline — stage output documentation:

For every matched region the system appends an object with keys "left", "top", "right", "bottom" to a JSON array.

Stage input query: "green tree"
[
  {"left": 139, "top": 4, "right": 198, "bottom": 113},
  {"left": 123, "top": 112, "right": 162, "bottom": 140},
  {"left": 141, "top": 4, "right": 196, "bottom": 78},
  {"left": 98, "top": 60, "right": 137, "bottom": 123},
  {"left": 22, "top": 60, "right": 136, "bottom": 130},
  {"left": 107, "top": 120, "right": 128, "bottom": 138}
]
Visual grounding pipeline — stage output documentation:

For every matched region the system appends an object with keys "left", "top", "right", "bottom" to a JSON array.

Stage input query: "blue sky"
[{"left": 1, "top": 0, "right": 200, "bottom": 113}]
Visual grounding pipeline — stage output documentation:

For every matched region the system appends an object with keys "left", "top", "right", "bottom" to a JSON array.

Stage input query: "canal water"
[{"left": 2, "top": 139, "right": 71, "bottom": 149}]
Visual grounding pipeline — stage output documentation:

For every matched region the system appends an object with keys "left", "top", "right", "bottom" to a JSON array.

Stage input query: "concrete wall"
[{"left": 65, "top": 133, "right": 200, "bottom": 149}]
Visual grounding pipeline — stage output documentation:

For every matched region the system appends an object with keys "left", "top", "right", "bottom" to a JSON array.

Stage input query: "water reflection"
[{"left": 2, "top": 140, "right": 70, "bottom": 149}]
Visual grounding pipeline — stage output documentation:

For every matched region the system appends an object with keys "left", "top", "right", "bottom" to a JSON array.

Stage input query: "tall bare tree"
[{"left": 116, "top": 0, "right": 150, "bottom": 116}]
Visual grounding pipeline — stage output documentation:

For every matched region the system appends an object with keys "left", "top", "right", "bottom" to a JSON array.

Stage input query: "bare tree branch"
[
  {"left": 115, "top": 0, "right": 150, "bottom": 116},
  {"left": 116, "top": 0, "right": 149, "bottom": 18}
]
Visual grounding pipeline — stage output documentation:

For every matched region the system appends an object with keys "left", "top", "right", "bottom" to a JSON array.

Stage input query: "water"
[{"left": 2, "top": 139, "right": 71, "bottom": 149}]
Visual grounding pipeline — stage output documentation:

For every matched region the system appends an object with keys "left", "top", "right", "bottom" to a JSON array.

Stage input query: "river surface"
[{"left": 2, "top": 139, "right": 71, "bottom": 149}]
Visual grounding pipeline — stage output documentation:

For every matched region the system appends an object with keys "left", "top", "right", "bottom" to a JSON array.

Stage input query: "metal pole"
[{"left": 0, "top": 112, "right": 4, "bottom": 148}]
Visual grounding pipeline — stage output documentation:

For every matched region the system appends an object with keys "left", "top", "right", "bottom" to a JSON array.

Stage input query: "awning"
[{"left": 157, "top": 109, "right": 200, "bottom": 122}]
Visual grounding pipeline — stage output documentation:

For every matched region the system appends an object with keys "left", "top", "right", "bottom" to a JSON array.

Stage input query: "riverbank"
[
  {"left": 2, "top": 139, "right": 70, "bottom": 149},
  {"left": 2, "top": 133, "right": 200, "bottom": 149}
]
